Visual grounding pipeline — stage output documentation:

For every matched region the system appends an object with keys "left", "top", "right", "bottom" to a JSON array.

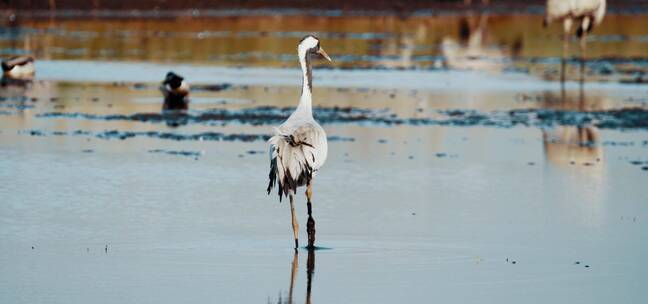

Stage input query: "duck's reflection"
[
  {"left": 0, "top": 76, "right": 32, "bottom": 98},
  {"left": 0, "top": 76, "right": 33, "bottom": 118},
  {"left": 161, "top": 109, "right": 189, "bottom": 128},
  {"left": 272, "top": 250, "right": 316, "bottom": 304}
]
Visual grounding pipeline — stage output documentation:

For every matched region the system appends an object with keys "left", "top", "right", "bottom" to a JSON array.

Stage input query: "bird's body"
[
  {"left": 268, "top": 94, "right": 328, "bottom": 198},
  {"left": 545, "top": 0, "right": 606, "bottom": 34},
  {"left": 267, "top": 35, "right": 331, "bottom": 250},
  {"left": 544, "top": 0, "right": 606, "bottom": 82},
  {"left": 2, "top": 56, "right": 35, "bottom": 80},
  {"left": 160, "top": 71, "right": 190, "bottom": 110}
]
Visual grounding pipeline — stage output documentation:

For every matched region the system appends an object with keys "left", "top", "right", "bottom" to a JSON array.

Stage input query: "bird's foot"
[{"left": 307, "top": 215, "right": 316, "bottom": 248}]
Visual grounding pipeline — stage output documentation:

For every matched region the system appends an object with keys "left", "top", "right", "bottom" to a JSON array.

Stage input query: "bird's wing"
[
  {"left": 267, "top": 122, "right": 325, "bottom": 200},
  {"left": 4, "top": 56, "right": 34, "bottom": 68}
]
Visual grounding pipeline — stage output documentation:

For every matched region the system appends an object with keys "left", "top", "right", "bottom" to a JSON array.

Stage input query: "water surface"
[{"left": 1, "top": 11, "right": 647, "bottom": 304}]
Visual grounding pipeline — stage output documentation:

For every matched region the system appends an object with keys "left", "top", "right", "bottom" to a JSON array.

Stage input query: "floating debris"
[
  {"left": 148, "top": 149, "right": 203, "bottom": 159},
  {"left": 191, "top": 83, "right": 232, "bottom": 92}
]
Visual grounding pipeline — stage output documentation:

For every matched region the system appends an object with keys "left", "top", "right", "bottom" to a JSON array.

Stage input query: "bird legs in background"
[
  {"left": 578, "top": 18, "right": 590, "bottom": 87},
  {"left": 289, "top": 194, "right": 299, "bottom": 250},
  {"left": 561, "top": 18, "right": 573, "bottom": 85},
  {"left": 306, "top": 183, "right": 316, "bottom": 249},
  {"left": 561, "top": 17, "right": 590, "bottom": 87}
]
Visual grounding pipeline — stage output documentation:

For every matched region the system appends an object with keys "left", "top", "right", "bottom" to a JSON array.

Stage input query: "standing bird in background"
[
  {"left": 2, "top": 56, "right": 35, "bottom": 80},
  {"left": 160, "top": 71, "right": 190, "bottom": 110},
  {"left": 544, "top": 0, "right": 606, "bottom": 83},
  {"left": 267, "top": 35, "right": 332, "bottom": 250}
]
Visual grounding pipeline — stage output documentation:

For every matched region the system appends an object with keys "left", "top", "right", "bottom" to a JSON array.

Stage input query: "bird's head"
[
  {"left": 164, "top": 71, "right": 184, "bottom": 89},
  {"left": 298, "top": 35, "right": 332, "bottom": 62}
]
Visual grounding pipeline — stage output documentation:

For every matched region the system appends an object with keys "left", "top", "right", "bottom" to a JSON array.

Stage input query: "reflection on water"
[
  {"left": 1, "top": 12, "right": 647, "bottom": 304},
  {"left": 440, "top": 14, "right": 518, "bottom": 72},
  {"left": 0, "top": 77, "right": 32, "bottom": 100},
  {"left": 271, "top": 250, "right": 315, "bottom": 304},
  {"left": 541, "top": 82, "right": 603, "bottom": 167},
  {"left": 161, "top": 110, "right": 190, "bottom": 128},
  {"left": 543, "top": 125, "right": 602, "bottom": 166},
  {"left": 2, "top": 14, "right": 647, "bottom": 81}
]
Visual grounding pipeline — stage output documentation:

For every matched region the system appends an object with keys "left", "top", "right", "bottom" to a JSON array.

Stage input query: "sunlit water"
[{"left": 1, "top": 11, "right": 647, "bottom": 304}]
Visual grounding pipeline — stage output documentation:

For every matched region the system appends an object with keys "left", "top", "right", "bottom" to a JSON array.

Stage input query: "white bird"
[
  {"left": 267, "top": 35, "right": 332, "bottom": 250},
  {"left": 544, "top": 0, "right": 606, "bottom": 82},
  {"left": 2, "top": 56, "right": 35, "bottom": 80}
]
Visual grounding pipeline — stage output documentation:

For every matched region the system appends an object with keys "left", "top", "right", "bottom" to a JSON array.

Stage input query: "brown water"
[
  {"left": 1, "top": 11, "right": 648, "bottom": 304},
  {"left": 5, "top": 14, "right": 648, "bottom": 72}
]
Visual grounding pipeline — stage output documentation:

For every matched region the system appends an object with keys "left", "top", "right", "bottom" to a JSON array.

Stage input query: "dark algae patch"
[
  {"left": 20, "top": 129, "right": 354, "bottom": 143},
  {"left": 37, "top": 107, "right": 648, "bottom": 130},
  {"left": 148, "top": 149, "right": 203, "bottom": 159},
  {"left": 37, "top": 106, "right": 383, "bottom": 126},
  {"left": 627, "top": 160, "right": 648, "bottom": 172}
]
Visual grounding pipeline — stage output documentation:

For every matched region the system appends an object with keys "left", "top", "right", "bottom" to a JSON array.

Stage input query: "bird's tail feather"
[{"left": 267, "top": 134, "right": 314, "bottom": 202}]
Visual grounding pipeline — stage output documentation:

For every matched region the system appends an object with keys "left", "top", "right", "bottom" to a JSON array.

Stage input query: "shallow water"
[{"left": 1, "top": 11, "right": 648, "bottom": 304}]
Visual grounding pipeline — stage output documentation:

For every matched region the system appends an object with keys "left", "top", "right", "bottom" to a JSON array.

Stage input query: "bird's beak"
[{"left": 317, "top": 48, "right": 332, "bottom": 62}]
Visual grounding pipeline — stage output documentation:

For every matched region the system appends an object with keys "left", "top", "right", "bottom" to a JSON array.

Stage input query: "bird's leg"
[
  {"left": 561, "top": 18, "right": 572, "bottom": 84},
  {"left": 289, "top": 194, "right": 299, "bottom": 250},
  {"left": 579, "top": 32, "right": 587, "bottom": 86},
  {"left": 306, "top": 183, "right": 316, "bottom": 249}
]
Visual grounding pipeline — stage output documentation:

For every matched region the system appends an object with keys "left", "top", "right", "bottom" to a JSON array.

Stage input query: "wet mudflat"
[{"left": 1, "top": 10, "right": 648, "bottom": 304}]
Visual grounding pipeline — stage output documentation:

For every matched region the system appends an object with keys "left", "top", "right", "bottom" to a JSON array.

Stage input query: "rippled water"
[{"left": 1, "top": 10, "right": 647, "bottom": 304}]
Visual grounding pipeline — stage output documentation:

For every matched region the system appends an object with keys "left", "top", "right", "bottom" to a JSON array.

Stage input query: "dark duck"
[{"left": 160, "top": 71, "right": 190, "bottom": 110}]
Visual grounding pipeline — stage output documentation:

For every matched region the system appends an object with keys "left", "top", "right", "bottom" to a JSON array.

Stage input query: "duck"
[
  {"left": 160, "top": 71, "right": 190, "bottom": 110},
  {"left": 2, "top": 56, "right": 35, "bottom": 80}
]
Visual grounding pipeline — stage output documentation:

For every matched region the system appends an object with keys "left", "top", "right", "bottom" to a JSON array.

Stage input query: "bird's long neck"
[{"left": 296, "top": 49, "right": 313, "bottom": 116}]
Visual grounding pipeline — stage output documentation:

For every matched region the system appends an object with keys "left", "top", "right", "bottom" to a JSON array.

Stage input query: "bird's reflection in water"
[
  {"left": 0, "top": 76, "right": 33, "bottom": 118},
  {"left": 161, "top": 94, "right": 190, "bottom": 128},
  {"left": 271, "top": 250, "right": 316, "bottom": 304},
  {"left": 542, "top": 80, "right": 603, "bottom": 167},
  {"left": 0, "top": 76, "right": 32, "bottom": 98},
  {"left": 543, "top": 125, "right": 601, "bottom": 166},
  {"left": 161, "top": 108, "right": 190, "bottom": 128}
]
